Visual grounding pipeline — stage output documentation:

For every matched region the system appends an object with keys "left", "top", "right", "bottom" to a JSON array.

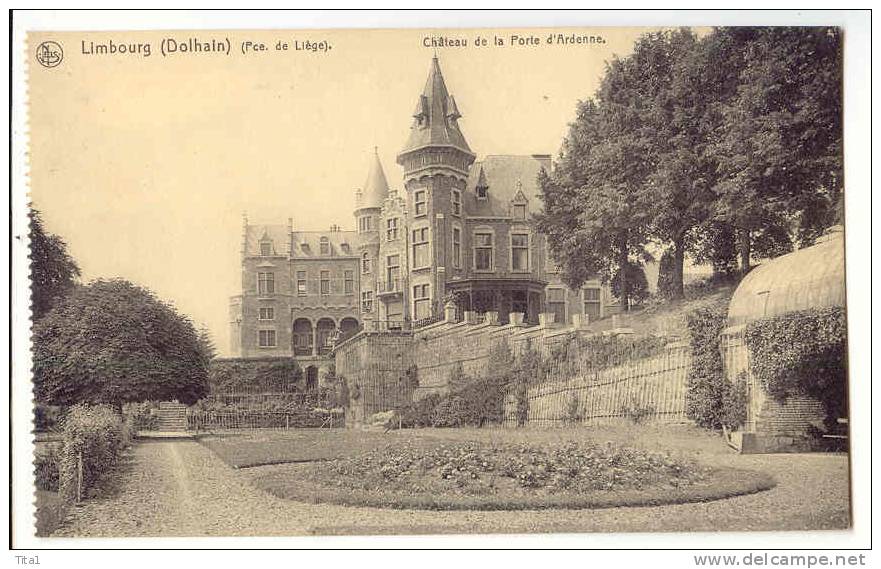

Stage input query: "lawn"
[
  {"left": 200, "top": 423, "right": 731, "bottom": 469},
  {"left": 199, "top": 424, "right": 776, "bottom": 511}
]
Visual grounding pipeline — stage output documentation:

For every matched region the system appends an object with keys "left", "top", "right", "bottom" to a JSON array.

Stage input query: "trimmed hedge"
[
  {"left": 58, "top": 404, "right": 129, "bottom": 502},
  {"left": 209, "top": 357, "right": 302, "bottom": 393},
  {"left": 744, "top": 306, "right": 847, "bottom": 429},
  {"left": 685, "top": 307, "right": 747, "bottom": 430}
]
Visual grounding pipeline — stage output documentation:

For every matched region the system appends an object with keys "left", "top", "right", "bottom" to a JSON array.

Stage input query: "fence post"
[{"left": 76, "top": 451, "right": 83, "bottom": 504}]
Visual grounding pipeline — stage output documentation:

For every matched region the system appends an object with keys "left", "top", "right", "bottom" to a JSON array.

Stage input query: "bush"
[
  {"left": 685, "top": 306, "right": 746, "bottom": 430},
  {"left": 58, "top": 404, "right": 128, "bottom": 502},
  {"left": 744, "top": 307, "right": 847, "bottom": 430},
  {"left": 123, "top": 401, "right": 158, "bottom": 431},
  {"left": 209, "top": 357, "right": 302, "bottom": 393},
  {"left": 34, "top": 447, "right": 60, "bottom": 491},
  {"left": 621, "top": 396, "right": 656, "bottom": 425},
  {"left": 399, "top": 393, "right": 442, "bottom": 428},
  {"left": 34, "top": 403, "right": 64, "bottom": 432}
]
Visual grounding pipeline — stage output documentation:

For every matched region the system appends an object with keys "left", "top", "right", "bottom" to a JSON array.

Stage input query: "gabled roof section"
[
  {"left": 244, "top": 224, "right": 289, "bottom": 257},
  {"left": 358, "top": 148, "right": 391, "bottom": 210},
  {"left": 464, "top": 155, "right": 549, "bottom": 218},
  {"left": 399, "top": 56, "right": 474, "bottom": 157}
]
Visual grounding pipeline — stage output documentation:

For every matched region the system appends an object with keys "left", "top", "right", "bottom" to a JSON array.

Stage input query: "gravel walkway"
[{"left": 51, "top": 440, "right": 850, "bottom": 537}]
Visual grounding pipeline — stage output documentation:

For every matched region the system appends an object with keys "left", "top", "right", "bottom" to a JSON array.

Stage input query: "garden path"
[{"left": 50, "top": 439, "right": 850, "bottom": 537}]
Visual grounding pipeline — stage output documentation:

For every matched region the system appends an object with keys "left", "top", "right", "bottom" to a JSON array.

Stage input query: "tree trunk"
[
  {"left": 737, "top": 228, "right": 751, "bottom": 277},
  {"left": 618, "top": 233, "right": 630, "bottom": 312},
  {"left": 671, "top": 233, "right": 686, "bottom": 300}
]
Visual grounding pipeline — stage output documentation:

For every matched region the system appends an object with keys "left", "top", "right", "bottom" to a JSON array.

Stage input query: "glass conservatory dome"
[{"left": 726, "top": 225, "right": 846, "bottom": 327}]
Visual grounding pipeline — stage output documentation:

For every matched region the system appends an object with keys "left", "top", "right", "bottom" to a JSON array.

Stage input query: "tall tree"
[
  {"left": 29, "top": 208, "right": 81, "bottom": 320},
  {"left": 33, "top": 279, "right": 211, "bottom": 407},
  {"left": 536, "top": 87, "right": 651, "bottom": 310},
  {"left": 711, "top": 27, "right": 843, "bottom": 273}
]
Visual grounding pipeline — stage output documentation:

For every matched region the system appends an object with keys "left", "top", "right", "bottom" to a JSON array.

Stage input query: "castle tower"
[
  {"left": 354, "top": 148, "right": 391, "bottom": 324},
  {"left": 396, "top": 56, "right": 476, "bottom": 321}
]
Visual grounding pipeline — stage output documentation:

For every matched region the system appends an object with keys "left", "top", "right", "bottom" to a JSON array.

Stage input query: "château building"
[{"left": 229, "top": 56, "right": 614, "bottom": 380}]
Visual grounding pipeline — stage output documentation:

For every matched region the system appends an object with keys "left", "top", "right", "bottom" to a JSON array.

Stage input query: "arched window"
[
  {"left": 319, "top": 236, "right": 330, "bottom": 256},
  {"left": 362, "top": 251, "right": 371, "bottom": 274}
]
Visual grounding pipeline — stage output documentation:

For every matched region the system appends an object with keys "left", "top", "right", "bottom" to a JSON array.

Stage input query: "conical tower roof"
[
  {"left": 398, "top": 56, "right": 474, "bottom": 160},
  {"left": 359, "top": 147, "right": 391, "bottom": 210}
]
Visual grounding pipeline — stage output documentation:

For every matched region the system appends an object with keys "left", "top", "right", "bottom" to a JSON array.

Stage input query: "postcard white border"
[{"left": 9, "top": 8, "right": 873, "bottom": 556}]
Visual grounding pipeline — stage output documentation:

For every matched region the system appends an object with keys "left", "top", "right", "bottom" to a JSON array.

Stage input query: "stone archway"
[
  {"left": 338, "top": 317, "right": 360, "bottom": 343},
  {"left": 316, "top": 317, "right": 336, "bottom": 355}
]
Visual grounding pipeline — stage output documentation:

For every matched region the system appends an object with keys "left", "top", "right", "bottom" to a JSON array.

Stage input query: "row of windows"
[{"left": 257, "top": 271, "right": 355, "bottom": 296}]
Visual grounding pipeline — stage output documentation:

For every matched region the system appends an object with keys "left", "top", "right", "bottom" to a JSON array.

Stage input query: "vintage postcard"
[{"left": 11, "top": 10, "right": 872, "bottom": 553}]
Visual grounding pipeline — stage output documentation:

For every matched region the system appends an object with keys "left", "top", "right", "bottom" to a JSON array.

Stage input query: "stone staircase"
[{"left": 155, "top": 402, "right": 188, "bottom": 432}]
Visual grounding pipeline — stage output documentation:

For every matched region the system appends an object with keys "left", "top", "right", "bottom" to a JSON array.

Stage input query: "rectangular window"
[
  {"left": 451, "top": 189, "right": 462, "bottom": 216},
  {"left": 362, "top": 253, "right": 371, "bottom": 274},
  {"left": 258, "top": 329, "right": 277, "bottom": 348},
  {"left": 260, "top": 242, "right": 272, "bottom": 256},
  {"left": 583, "top": 287, "right": 601, "bottom": 321},
  {"left": 361, "top": 291, "right": 373, "bottom": 313},
  {"left": 511, "top": 233, "right": 529, "bottom": 271},
  {"left": 386, "top": 254, "right": 400, "bottom": 287},
  {"left": 412, "top": 227, "right": 430, "bottom": 269},
  {"left": 413, "top": 284, "right": 431, "bottom": 320},
  {"left": 258, "top": 307, "right": 275, "bottom": 321},
  {"left": 296, "top": 271, "right": 307, "bottom": 296},
  {"left": 452, "top": 227, "right": 461, "bottom": 269},
  {"left": 386, "top": 217, "right": 399, "bottom": 241},
  {"left": 344, "top": 270, "right": 354, "bottom": 294},
  {"left": 257, "top": 272, "right": 275, "bottom": 295},
  {"left": 320, "top": 270, "right": 330, "bottom": 295},
  {"left": 414, "top": 189, "right": 427, "bottom": 216},
  {"left": 474, "top": 232, "right": 494, "bottom": 271},
  {"left": 547, "top": 287, "right": 567, "bottom": 325}
]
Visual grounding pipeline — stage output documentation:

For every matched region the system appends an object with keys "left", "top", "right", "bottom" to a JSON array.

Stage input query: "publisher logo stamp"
[{"left": 35, "top": 41, "right": 63, "bottom": 68}]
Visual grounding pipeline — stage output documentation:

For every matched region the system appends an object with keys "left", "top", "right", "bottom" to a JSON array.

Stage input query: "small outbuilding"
[{"left": 721, "top": 225, "right": 846, "bottom": 453}]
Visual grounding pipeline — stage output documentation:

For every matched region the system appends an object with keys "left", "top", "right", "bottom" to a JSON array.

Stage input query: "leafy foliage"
[
  {"left": 312, "top": 440, "right": 707, "bottom": 495},
  {"left": 685, "top": 306, "right": 746, "bottom": 430},
  {"left": 29, "top": 208, "right": 81, "bottom": 321},
  {"left": 58, "top": 404, "right": 129, "bottom": 501},
  {"left": 744, "top": 307, "right": 847, "bottom": 429},
  {"left": 538, "top": 27, "right": 843, "bottom": 297},
  {"left": 33, "top": 279, "right": 212, "bottom": 407},
  {"left": 208, "top": 358, "right": 302, "bottom": 393}
]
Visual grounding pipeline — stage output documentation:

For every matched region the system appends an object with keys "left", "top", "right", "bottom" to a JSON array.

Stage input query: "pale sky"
[{"left": 28, "top": 27, "right": 659, "bottom": 355}]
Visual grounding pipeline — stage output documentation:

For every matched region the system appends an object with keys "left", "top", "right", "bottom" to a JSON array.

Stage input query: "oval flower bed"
[{"left": 252, "top": 440, "right": 775, "bottom": 511}]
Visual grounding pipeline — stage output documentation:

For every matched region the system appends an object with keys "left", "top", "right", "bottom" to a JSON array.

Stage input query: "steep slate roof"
[
  {"left": 290, "top": 230, "right": 358, "bottom": 258},
  {"left": 358, "top": 148, "right": 391, "bottom": 210},
  {"left": 244, "top": 224, "right": 290, "bottom": 257},
  {"left": 399, "top": 56, "right": 474, "bottom": 157},
  {"left": 464, "top": 155, "right": 550, "bottom": 218}
]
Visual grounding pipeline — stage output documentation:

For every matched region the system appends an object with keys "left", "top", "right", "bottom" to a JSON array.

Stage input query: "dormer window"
[
  {"left": 260, "top": 241, "right": 272, "bottom": 256},
  {"left": 513, "top": 203, "right": 527, "bottom": 220},
  {"left": 477, "top": 184, "right": 488, "bottom": 200},
  {"left": 319, "top": 236, "right": 330, "bottom": 256}
]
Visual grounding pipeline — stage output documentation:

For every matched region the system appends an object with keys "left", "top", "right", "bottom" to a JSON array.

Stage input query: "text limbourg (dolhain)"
[{"left": 80, "top": 37, "right": 231, "bottom": 58}]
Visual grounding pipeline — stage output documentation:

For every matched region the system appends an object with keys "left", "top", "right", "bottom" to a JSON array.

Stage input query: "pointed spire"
[
  {"left": 398, "top": 56, "right": 474, "bottom": 159},
  {"left": 359, "top": 147, "right": 391, "bottom": 209}
]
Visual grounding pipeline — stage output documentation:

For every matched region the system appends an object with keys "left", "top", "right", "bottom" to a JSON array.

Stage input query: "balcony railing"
[{"left": 376, "top": 277, "right": 406, "bottom": 295}]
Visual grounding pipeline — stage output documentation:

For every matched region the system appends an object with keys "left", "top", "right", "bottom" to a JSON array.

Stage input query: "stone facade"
[{"left": 229, "top": 56, "right": 616, "bottom": 373}]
